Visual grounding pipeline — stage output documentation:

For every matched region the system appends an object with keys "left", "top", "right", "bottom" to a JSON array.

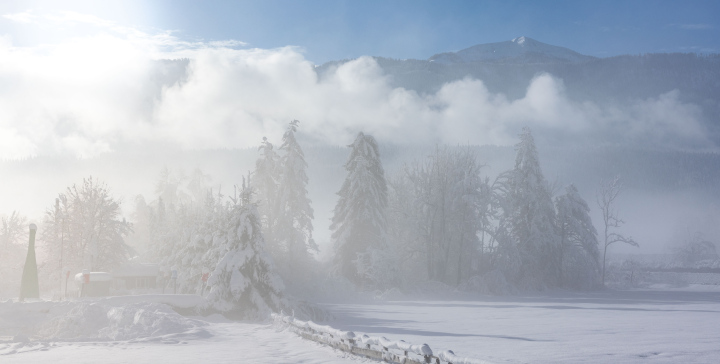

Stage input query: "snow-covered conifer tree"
[
  {"left": 205, "top": 179, "right": 286, "bottom": 319},
  {"left": 497, "top": 128, "right": 560, "bottom": 288},
  {"left": 275, "top": 120, "right": 317, "bottom": 281},
  {"left": 253, "top": 136, "right": 281, "bottom": 256},
  {"left": 555, "top": 184, "right": 600, "bottom": 289},
  {"left": 331, "top": 132, "right": 388, "bottom": 286},
  {"left": 175, "top": 190, "right": 227, "bottom": 294}
]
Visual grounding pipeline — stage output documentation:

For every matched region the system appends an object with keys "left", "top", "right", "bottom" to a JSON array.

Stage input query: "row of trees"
[
  {"left": 0, "top": 211, "right": 30, "bottom": 297},
  {"left": 253, "top": 120, "right": 317, "bottom": 290},
  {"left": 141, "top": 121, "right": 315, "bottom": 316},
  {"left": 330, "top": 128, "right": 637, "bottom": 291},
  {"left": 133, "top": 175, "right": 286, "bottom": 318},
  {"left": 22, "top": 123, "right": 638, "bottom": 313}
]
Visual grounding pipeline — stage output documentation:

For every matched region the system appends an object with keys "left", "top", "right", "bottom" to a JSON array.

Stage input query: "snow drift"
[{"left": 0, "top": 296, "right": 209, "bottom": 343}]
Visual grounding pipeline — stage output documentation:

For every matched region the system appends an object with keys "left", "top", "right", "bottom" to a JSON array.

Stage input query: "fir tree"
[
  {"left": 175, "top": 190, "right": 226, "bottom": 294},
  {"left": 206, "top": 179, "right": 286, "bottom": 319},
  {"left": 275, "top": 120, "right": 317, "bottom": 280},
  {"left": 253, "top": 136, "right": 281, "bottom": 257},
  {"left": 331, "top": 132, "right": 388, "bottom": 286},
  {"left": 497, "top": 128, "right": 560, "bottom": 288},
  {"left": 555, "top": 184, "right": 600, "bottom": 289}
]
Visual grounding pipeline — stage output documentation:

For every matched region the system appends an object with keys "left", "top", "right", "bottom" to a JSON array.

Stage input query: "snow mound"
[
  {"left": 96, "top": 294, "right": 206, "bottom": 309},
  {"left": 287, "top": 297, "right": 334, "bottom": 322},
  {"left": 35, "top": 301, "right": 209, "bottom": 341}
]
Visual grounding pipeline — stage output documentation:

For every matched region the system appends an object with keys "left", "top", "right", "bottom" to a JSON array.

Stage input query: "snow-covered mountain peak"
[
  {"left": 512, "top": 36, "right": 527, "bottom": 45},
  {"left": 428, "top": 37, "right": 595, "bottom": 64}
]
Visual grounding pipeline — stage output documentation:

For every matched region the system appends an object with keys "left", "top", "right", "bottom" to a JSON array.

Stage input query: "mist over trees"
[
  {"left": 331, "top": 132, "right": 389, "bottom": 288},
  {"left": 40, "top": 177, "right": 132, "bottom": 281},
  {"left": 3, "top": 118, "right": 674, "bottom": 310},
  {"left": 494, "top": 128, "right": 561, "bottom": 288},
  {"left": 204, "top": 180, "right": 286, "bottom": 319},
  {"left": 0, "top": 211, "right": 29, "bottom": 295},
  {"left": 597, "top": 176, "right": 639, "bottom": 285},
  {"left": 113, "top": 122, "right": 317, "bottom": 317},
  {"left": 556, "top": 184, "right": 601, "bottom": 289},
  {"left": 274, "top": 121, "right": 317, "bottom": 287},
  {"left": 672, "top": 232, "right": 719, "bottom": 266},
  {"left": 28, "top": 126, "right": 621, "bottom": 307},
  {"left": 343, "top": 127, "right": 606, "bottom": 292},
  {"left": 388, "top": 146, "right": 490, "bottom": 287}
]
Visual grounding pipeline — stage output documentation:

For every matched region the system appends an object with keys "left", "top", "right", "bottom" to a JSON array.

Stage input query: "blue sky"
[
  {"left": 0, "top": 0, "right": 715, "bottom": 159},
  {"left": 1, "top": 0, "right": 718, "bottom": 64},
  {"left": 1, "top": 0, "right": 717, "bottom": 247}
]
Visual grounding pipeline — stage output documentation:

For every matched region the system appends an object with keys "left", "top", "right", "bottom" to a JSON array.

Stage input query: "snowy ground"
[
  {"left": 0, "top": 321, "right": 364, "bottom": 364},
  {"left": 326, "top": 286, "right": 720, "bottom": 364},
  {"left": 1, "top": 286, "right": 719, "bottom": 363}
]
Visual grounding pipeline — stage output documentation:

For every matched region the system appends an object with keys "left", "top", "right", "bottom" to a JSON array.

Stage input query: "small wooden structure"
[
  {"left": 74, "top": 271, "right": 112, "bottom": 297},
  {"left": 112, "top": 263, "right": 159, "bottom": 291}
]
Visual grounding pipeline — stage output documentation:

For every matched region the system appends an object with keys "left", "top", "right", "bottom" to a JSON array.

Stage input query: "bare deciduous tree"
[
  {"left": 43, "top": 177, "right": 132, "bottom": 274},
  {"left": 597, "top": 176, "right": 638, "bottom": 286}
]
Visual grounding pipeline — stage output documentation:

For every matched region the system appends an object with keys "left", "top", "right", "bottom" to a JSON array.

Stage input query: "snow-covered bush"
[{"left": 673, "top": 233, "right": 719, "bottom": 265}]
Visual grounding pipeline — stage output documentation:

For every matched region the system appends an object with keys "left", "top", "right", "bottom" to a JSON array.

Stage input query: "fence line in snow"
[{"left": 272, "top": 312, "right": 492, "bottom": 364}]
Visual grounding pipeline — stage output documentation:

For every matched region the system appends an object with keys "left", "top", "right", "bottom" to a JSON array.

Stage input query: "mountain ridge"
[{"left": 428, "top": 36, "right": 597, "bottom": 64}]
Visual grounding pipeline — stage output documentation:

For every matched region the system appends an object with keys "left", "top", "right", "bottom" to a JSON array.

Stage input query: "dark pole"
[
  {"left": 65, "top": 271, "right": 70, "bottom": 298},
  {"left": 60, "top": 215, "right": 64, "bottom": 301}
]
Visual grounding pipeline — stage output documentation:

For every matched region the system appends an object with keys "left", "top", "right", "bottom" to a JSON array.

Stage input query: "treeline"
[
  {"left": 21, "top": 124, "right": 638, "bottom": 315},
  {"left": 133, "top": 121, "right": 311, "bottom": 318},
  {"left": 330, "top": 129, "right": 603, "bottom": 291}
]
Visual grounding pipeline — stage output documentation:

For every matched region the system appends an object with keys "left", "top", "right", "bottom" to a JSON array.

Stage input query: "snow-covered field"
[
  {"left": 2, "top": 287, "right": 719, "bottom": 363},
  {"left": 326, "top": 286, "right": 720, "bottom": 364}
]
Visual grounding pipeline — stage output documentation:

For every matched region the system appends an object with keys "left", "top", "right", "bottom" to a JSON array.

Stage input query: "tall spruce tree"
[
  {"left": 331, "top": 132, "right": 388, "bottom": 286},
  {"left": 175, "top": 190, "right": 227, "bottom": 294},
  {"left": 498, "top": 128, "right": 560, "bottom": 288},
  {"left": 555, "top": 184, "right": 600, "bottom": 289},
  {"left": 275, "top": 120, "right": 317, "bottom": 279},
  {"left": 253, "top": 136, "right": 281, "bottom": 258}
]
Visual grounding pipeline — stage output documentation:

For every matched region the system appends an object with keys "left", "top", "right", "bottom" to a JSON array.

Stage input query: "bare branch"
[
  {"left": 606, "top": 233, "right": 638, "bottom": 248},
  {"left": 597, "top": 176, "right": 638, "bottom": 285}
]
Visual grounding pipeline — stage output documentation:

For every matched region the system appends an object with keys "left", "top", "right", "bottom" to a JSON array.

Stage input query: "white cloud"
[
  {"left": 0, "top": 11, "right": 713, "bottom": 159},
  {"left": 673, "top": 23, "right": 714, "bottom": 30},
  {"left": 3, "top": 10, "right": 247, "bottom": 57}
]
